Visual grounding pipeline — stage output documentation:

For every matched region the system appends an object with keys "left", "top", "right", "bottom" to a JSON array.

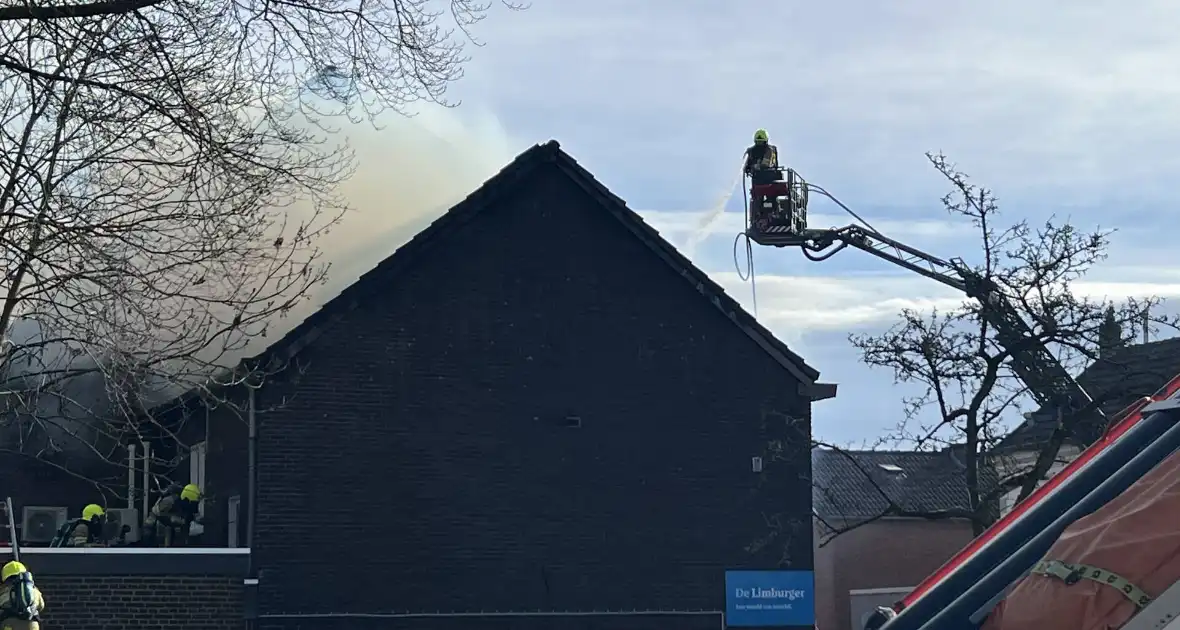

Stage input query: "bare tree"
[
  {"left": 0, "top": 0, "right": 523, "bottom": 491},
  {"left": 844, "top": 153, "right": 1178, "bottom": 536},
  {"left": 0, "top": 0, "right": 524, "bottom": 120}
]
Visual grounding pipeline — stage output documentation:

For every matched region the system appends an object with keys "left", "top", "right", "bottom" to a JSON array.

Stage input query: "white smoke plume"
[
  {"left": 0, "top": 104, "right": 523, "bottom": 468},
  {"left": 241, "top": 105, "right": 523, "bottom": 359}
]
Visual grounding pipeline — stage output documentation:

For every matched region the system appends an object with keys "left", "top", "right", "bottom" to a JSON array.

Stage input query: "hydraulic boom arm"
[
  {"left": 743, "top": 167, "right": 1115, "bottom": 630},
  {"left": 798, "top": 224, "right": 1099, "bottom": 415}
]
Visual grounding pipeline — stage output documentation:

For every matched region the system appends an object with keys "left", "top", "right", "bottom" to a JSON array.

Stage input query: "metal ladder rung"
[{"left": 3, "top": 496, "right": 19, "bottom": 561}]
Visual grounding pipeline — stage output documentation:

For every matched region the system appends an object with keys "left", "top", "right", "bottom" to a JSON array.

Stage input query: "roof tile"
[{"left": 812, "top": 448, "right": 995, "bottom": 524}]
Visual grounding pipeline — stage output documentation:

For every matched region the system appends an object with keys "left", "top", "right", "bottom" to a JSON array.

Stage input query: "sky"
[{"left": 293, "top": 0, "right": 1180, "bottom": 447}]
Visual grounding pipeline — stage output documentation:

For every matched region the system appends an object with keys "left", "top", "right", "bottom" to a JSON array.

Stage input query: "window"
[
  {"left": 190, "top": 441, "right": 207, "bottom": 517},
  {"left": 227, "top": 495, "right": 240, "bottom": 548},
  {"left": 878, "top": 463, "right": 904, "bottom": 473}
]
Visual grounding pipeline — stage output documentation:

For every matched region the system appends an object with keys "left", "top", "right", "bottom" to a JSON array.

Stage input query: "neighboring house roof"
[
  {"left": 812, "top": 448, "right": 997, "bottom": 524},
  {"left": 160, "top": 140, "right": 830, "bottom": 413},
  {"left": 1001, "top": 336, "right": 1180, "bottom": 451}
]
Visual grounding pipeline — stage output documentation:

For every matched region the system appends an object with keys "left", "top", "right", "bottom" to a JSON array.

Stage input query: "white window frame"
[
  {"left": 227, "top": 495, "right": 240, "bottom": 548},
  {"left": 190, "top": 441, "right": 208, "bottom": 518}
]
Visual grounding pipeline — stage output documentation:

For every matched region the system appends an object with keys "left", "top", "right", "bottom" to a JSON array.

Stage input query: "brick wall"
[
  {"left": 251, "top": 163, "right": 815, "bottom": 622},
  {"left": 37, "top": 575, "right": 243, "bottom": 630},
  {"left": 1, "top": 548, "right": 248, "bottom": 630}
]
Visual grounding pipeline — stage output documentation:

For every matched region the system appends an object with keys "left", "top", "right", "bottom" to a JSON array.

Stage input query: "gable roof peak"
[{"left": 163, "top": 140, "right": 829, "bottom": 411}]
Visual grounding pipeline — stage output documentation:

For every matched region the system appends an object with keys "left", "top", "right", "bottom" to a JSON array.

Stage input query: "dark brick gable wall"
[
  {"left": 36, "top": 575, "right": 243, "bottom": 630},
  {"left": 251, "top": 164, "right": 813, "bottom": 624}
]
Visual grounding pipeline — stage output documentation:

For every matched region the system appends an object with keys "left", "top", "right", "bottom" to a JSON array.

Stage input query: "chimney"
[{"left": 1098, "top": 306, "right": 1123, "bottom": 359}]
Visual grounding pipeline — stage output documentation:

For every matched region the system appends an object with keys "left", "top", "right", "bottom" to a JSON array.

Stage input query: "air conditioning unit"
[
  {"left": 103, "top": 508, "right": 139, "bottom": 543},
  {"left": 21, "top": 506, "right": 67, "bottom": 544}
]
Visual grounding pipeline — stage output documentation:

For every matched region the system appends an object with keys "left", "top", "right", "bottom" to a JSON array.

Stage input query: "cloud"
[
  {"left": 704, "top": 270, "right": 1180, "bottom": 333},
  {"left": 710, "top": 273, "right": 962, "bottom": 331},
  {"left": 415, "top": 4, "right": 1180, "bottom": 442},
  {"left": 467, "top": 0, "right": 1180, "bottom": 210}
]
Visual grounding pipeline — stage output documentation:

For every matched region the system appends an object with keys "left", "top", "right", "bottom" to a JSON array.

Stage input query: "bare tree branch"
[
  {"left": 0, "top": 0, "right": 163, "bottom": 22},
  {"left": 840, "top": 152, "right": 1180, "bottom": 538},
  {"left": 0, "top": 0, "right": 526, "bottom": 492}
]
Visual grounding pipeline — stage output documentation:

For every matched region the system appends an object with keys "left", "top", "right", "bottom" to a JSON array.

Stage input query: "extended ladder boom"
[
  {"left": 744, "top": 168, "right": 1116, "bottom": 630},
  {"left": 802, "top": 225, "right": 1099, "bottom": 414}
]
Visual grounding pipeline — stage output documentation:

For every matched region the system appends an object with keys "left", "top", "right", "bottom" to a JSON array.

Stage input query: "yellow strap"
[{"left": 1032, "top": 559, "right": 1153, "bottom": 608}]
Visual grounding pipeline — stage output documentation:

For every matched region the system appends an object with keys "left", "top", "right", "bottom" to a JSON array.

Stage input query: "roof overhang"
[{"left": 801, "top": 381, "right": 838, "bottom": 402}]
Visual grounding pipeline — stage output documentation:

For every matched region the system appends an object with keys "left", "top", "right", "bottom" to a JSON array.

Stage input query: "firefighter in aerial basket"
[
  {"left": 743, "top": 128, "right": 782, "bottom": 185},
  {"left": 743, "top": 129, "right": 800, "bottom": 232},
  {"left": 0, "top": 561, "right": 45, "bottom": 630}
]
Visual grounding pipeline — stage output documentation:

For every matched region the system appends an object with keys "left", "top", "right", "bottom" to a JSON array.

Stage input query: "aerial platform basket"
[{"left": 745, "top": 167, "right": 809, "bottom": 247}]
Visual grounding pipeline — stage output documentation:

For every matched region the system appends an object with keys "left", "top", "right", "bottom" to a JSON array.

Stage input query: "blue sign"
[{"left": 725, "top": 570, "right": 815, "bottom": 627}]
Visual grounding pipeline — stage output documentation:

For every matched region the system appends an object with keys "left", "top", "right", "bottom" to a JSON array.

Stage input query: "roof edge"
[
  {"left": 154, "top": 139, "right": 822, "bottom": 412},
  {"left": 546, "top": 151, "right": 822, "bottom": 384}
]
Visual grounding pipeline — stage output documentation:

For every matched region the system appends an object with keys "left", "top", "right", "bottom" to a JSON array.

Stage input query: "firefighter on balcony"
[
  {"left": 142, "top": 483, "right": 202, "bottom": 547},
  {"left": 0, "top": 561, "right": 45, "bottom": 630},
  {"left": 49, "top": 503, "right": 105, "bottom": 548}
]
